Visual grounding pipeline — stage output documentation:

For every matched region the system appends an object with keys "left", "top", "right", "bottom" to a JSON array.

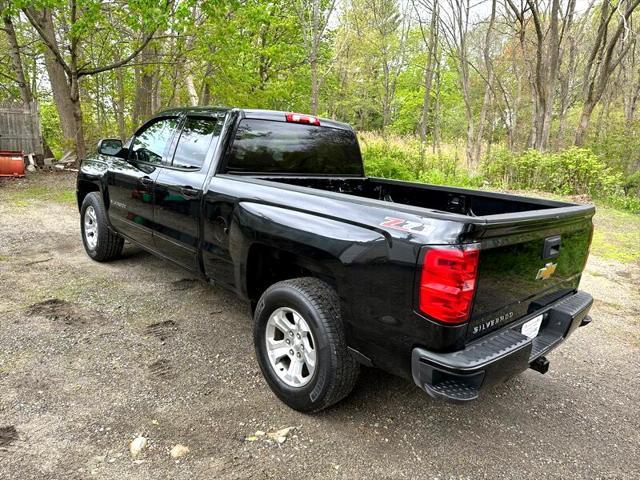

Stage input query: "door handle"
[
  {"left": 543, "top": 235, "right": 561, "bottom": 259},
  {"left": 180, "top": 186, "right": 199, "bottom": 198},
  {"left": 140, "top": 176, "right": 153, "bottom": 186}
]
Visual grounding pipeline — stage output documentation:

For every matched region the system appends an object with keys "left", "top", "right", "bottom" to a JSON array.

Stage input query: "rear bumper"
[{"left": 411, "top": 290, "right": 593, "bottom": 402}]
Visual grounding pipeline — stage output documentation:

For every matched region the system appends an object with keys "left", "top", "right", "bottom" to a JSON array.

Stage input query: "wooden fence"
[{"left": 0, "top": 102, "right": 44, "bottom": 157}]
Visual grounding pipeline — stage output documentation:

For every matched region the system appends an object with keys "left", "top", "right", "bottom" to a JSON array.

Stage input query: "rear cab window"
[{"left": 225, "top": 119, "right": 363, "bottom": 175}]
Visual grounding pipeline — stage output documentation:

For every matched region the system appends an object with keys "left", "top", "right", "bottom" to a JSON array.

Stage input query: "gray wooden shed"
[{"left": 0, "top": 102, "right": 44, "bottom": 156}]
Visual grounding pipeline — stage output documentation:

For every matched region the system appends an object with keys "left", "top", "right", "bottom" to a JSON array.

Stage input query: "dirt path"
[{"left": 1, "top": 173, "right": 639, "bottom": 479}]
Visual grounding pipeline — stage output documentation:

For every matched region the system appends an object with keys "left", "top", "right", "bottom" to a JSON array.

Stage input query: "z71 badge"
[{"left": 379, "top": 216, "right": 433, "bottom": 234}]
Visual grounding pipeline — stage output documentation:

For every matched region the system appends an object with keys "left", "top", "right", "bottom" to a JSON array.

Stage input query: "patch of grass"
[
  {"left": 591, "top": 206, "right": 640, "bottom": 263},
  {"left": 3, "top": 182, "right": 75, "bottom": 207}
]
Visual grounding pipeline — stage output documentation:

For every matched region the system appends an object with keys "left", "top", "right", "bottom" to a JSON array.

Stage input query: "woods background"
[{"left": 1, "top": 0, "right": 639, "bottom": 211}]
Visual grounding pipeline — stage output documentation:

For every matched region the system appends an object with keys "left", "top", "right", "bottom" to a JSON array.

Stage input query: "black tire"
[
  {"left": 80, "top": 192, "right": 124, "bottom": 262},
  {"left": 253, "top": 277, "right": 360, "bottom": 413}
]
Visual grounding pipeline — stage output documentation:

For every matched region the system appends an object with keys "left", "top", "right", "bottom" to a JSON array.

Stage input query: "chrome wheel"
[
  {"left": 84, "top": 205, "right": 98, "bottom": 250},
  {"left": 265, "top": 307, "right": 317, "bottom": 387}
]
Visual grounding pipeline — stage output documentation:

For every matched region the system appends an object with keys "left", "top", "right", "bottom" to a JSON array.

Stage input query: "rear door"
[
  {"left": 468, "top": 212, "right": 593, "bottom": 340},
  {"left": 153, "top": 115, "right": 223, "bottom": 271},
  {"left": 108, "top": 116, "right": 179, "bottom": 246}
]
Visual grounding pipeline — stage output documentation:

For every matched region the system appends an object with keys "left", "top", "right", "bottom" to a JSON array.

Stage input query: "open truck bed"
[{"left": 258, "top": 175, "right": 577, "bottom": 216}]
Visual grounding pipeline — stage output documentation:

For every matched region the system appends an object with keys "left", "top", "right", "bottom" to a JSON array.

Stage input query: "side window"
[
  {"left": 130, "top": 117, "right": 178, "bottom": 164},
  {"left": 171, "top": 117, "right": 221, "bottom": 169}
]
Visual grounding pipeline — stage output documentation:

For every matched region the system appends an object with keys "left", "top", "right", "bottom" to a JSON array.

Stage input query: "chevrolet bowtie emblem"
[{"left": 536, "top": 262, "right": 557, "bottom": 280}]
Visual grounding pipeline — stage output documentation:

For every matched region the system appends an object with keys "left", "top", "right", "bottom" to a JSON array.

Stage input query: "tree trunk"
[
  {"left": 185, "top": 74, "right": 199, "bottom": 107},
  {"left": 472, "top": 0, "right": 496, "bottom": 161},
  {"left": 433, "top": 60, "right": 442, "bottom": 155},
  {"left": 115, "top": 68, "right": 126, "bottom": 140},
  {"left": 133, "top": 45, "right": 155, "bottom": 125},
  {"left": 537, "top": 0, "right": 561, "bottom": 151},
  {"left": 69, "top": 73, "right": 86, "bottom": 159},
  {"left": 3, "top": 14, "right": 33, "bottom": 105},
  {"left": 199, "top": 63, "right": 214, "bottom": 106},
  {"left": 310, "top": 53, "right": 319, "bottom": 115},
  {"left": 309, "top": 0, "right": 320, "bottom": 115},
  {"left": 574, "top": 101, "right": 595, "bottom": 146},
  {"left": 38, "top": 9, "right": 78, "bottom": 153},
  {"left": 419, "top": 0, "right": 439, "bottom": 148}
]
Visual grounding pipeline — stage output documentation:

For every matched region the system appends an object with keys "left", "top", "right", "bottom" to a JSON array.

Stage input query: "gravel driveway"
[{"left": 1, "top": 172, "right": 639, "bottom": 479}]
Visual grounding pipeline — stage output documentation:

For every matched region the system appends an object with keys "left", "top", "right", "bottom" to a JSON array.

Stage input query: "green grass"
[
  {"left": 591, "top": 206, "right": 640, "bottom": 264},
  {"left": 482, "top": 189, "right": 639, "bottom": 264},
  {"left": 2, "top": 182, "right": 75, "bottom": 207}
]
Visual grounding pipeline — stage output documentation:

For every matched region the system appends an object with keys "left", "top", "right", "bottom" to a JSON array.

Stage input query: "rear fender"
[{"left": 233, "top": 202, "right": 388, "bottom": 300}]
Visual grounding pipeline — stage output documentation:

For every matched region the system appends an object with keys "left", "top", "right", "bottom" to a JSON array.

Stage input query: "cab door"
[
  {"left": 153, "top": 115, "right": 223, "bottom": 271},
  {"left": 107, "top": 116, "right": 179, "bottom": 247}
]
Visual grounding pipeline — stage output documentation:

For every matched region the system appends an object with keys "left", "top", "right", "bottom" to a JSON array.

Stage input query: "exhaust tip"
[{"left": 530, "top": 356, "right": 550, "bottom": 374}]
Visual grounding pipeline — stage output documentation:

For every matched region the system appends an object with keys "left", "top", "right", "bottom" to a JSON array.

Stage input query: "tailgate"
[{"left": 468, "top": 206, "right": 594, "bottom": 340}]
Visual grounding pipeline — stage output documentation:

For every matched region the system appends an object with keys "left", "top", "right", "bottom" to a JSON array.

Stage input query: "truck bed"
[
  {"left": 250, "top": 173, "right": 594, "bottom": 343},
  {"left": 257, "top": 175, "right": 571, "bottom": 217}
]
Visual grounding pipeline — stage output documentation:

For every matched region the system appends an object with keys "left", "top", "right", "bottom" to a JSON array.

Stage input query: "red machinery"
[{"left": 0, "top": 150, "right": 25, "bottom": 177}]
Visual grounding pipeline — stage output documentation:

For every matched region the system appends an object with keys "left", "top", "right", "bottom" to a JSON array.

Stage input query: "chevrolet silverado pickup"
[{"left": 76, "top": 108, "right": 594, "bottom": 412}]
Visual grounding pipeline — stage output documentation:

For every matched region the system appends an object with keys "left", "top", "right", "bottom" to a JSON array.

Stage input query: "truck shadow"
[{"left": 327, "top": 364, "right": 562, "bottom": 426}]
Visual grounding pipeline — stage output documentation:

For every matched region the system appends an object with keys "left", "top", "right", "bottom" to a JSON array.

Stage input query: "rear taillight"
[
  {"left": 418, "top": 246, "right": 480, "bottom": 324},
  {"left": 285, "top": 112, "right": 321, "bottom": 126}
]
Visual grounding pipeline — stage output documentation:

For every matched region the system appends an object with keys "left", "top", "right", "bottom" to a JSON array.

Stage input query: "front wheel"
[
  {"left": 253, "top": 277, "right": 360, "bottom": 412},
  {"left": 80, "top": 192, "right": 124, "bottom": 262}
]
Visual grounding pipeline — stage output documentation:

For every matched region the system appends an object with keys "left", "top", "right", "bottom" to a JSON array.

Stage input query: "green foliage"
[
  {"left": 39, "top": 101, "right": 64, "bottom": 158},
  {"left": 187, "top": 0, "right": 309, "bottom": 112},
  {"left": 583, "top": 118, "right": 640, "bottom": 175},
  {"left": 482, "top": 147, "right": 640, "bottom": 213},
  {"left": 623, "top": 170, "right": 640, "bottom": 196},
  {"left": 360, "top": 133, "right": 482, "bottom": 187},
  {"left": 360, "top": 133, "right": 638, "bottom": 214},
  {"left": 482, "top": 147, "right": 622, "bottom": 196}
]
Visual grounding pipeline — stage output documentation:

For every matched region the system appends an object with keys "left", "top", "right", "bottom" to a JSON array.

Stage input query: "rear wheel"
[
  {"left": 80, "top": 192, "right": 124, "bottom": 262},
  {"left": 253, "top": 277, "right": 359, "bottom": 412}
]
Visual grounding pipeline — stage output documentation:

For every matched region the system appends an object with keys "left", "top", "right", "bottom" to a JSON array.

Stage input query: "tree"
[
  {"left": 441, "top": 0, "right": 475, "bottom": 165},
  {"left": 575, "top": 0, "right": 640, "bottom": 145},
  {"left": 294, "top": 0, "right": 337, "bottom": 114},
  {"left": 472, "top": 0, "right": 496, "bottom": 160},
  {"left": 18, "top": 0, "right": 172, "bottom": 160},
  {"left": 412, "top": 0, "right": 440, "bottom": 148},
  {"left": 2, "top": 10, "right": 32, "bottom": 105}
]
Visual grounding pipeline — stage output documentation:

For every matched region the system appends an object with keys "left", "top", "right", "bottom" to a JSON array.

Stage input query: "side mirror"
[{"left": 97, "top": 138, "right": 123, "bottom": 156}]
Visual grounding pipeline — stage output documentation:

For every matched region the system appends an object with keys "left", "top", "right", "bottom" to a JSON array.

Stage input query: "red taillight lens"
[
  {"left": 418, "top": 246, "right": 480, "bottom": 324},
  {"left": 285, "top": 112, "right": 321, "bottom": 125}
]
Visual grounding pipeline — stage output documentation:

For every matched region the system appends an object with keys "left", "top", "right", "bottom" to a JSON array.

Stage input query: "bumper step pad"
[
  {"left": 412, "top": 290, "right": 594, "bottom": 403},
  {"left": 424, "top": 378, "right": 480, "bottom": 402}
]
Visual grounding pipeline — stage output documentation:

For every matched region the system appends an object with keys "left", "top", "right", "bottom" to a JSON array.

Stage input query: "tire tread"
[
  {"left": 81, "top": 192, "right": 124, "bottom": 262},
  {"left": 258, "top": 277, "right": 359, "bottom": 412}
]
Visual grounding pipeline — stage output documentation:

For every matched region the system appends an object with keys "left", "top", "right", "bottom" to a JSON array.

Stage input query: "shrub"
[
  {"left": 359, "top": 132, "right": 638, "bottom": 214},
  {"left": 482, "top": 147, "right": 622, "bottom": 197},
  {"left": 359, "top": 133, "right": 481, "bottom": 187},
  {"left": 623, "top": 171, "right": 640, "bottom": 196}
]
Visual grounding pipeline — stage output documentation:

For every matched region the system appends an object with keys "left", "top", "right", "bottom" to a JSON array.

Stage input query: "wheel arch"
[
  {"left": 76, "top": 180, "right": 101, "bottom": 211},
  {"left": 233, "top": 202, "right": 388, "bottom": 311}
]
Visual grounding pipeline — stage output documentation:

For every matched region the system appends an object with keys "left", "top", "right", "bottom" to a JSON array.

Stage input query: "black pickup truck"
[{"left": 76, "top": 107, "right": 594, "bottom": 412}]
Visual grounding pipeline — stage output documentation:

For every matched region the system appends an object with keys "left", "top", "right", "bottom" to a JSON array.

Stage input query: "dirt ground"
[{"left": 1, "top": 172, "right": 639, "bottom": 479}]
